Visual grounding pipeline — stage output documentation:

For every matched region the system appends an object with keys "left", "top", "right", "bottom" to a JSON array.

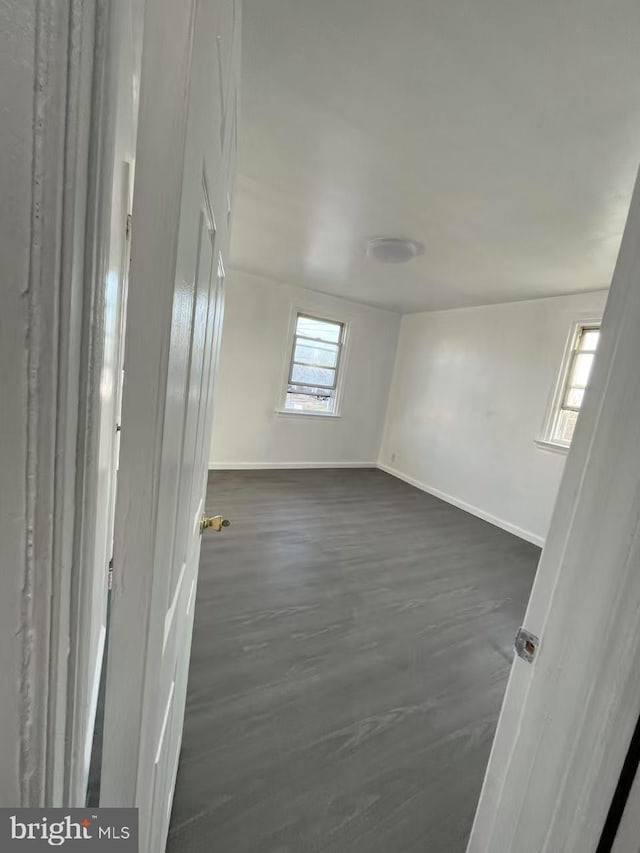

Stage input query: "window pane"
[
  {"left": 291, "top": 363, "right": 336, "bottom": 387},
  {"left": 293, "top": 340, "right": 339, "bottom": 368},
  {"left": 296, "top": 315, "right": 342, "bottom": 343},
  {"left": 565, "top": 387, "right": 584, "bottom": 408},
  {"left": 569, "top": 352, "right": 594, "bottom": 389},
  {"left": 578, "top": 330, "right": 600, "bottom": 351},
  {"left": 553, "top": 409, "right": 579, "bottom": 444},
  {"left": 285, "top": 391, "right": 334, "bottom": 413}
]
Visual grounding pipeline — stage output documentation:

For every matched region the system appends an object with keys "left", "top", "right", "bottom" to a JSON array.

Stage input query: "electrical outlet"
[{"left": 391, "top": 452, "right": 396, "bottom": 463}]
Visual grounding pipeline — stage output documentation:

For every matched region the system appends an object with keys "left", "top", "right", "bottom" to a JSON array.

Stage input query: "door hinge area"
[
  {"left": 108, "top": 558, "right": 114, "bottom": 591},
  {"left": 125, "top": 213, "right": 132, "bottom": 240}
]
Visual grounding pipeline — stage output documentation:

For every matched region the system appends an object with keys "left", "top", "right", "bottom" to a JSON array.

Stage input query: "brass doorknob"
[{"left": 200, "top": 515, "right": 231, "bottom": 534}]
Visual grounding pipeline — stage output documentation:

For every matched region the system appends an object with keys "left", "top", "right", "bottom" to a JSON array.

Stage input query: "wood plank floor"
[{"left": 167, "top": 469, "right": 539, "bottom": 853}]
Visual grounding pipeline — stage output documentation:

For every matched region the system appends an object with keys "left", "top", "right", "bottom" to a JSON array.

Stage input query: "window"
[
  {"left": 283, "top": 313, "right": 345, "bottom": 415},
  {"left": 542, "top": 322, "right": 601, "bottom": 448}
]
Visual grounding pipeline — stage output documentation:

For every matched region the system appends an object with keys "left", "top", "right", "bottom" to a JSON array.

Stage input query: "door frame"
[
  {"left": 0, "top": 0, "right": 142, "bottom": 806},
  {"left": 468, "top": 168, "right": 640, "bottom": 851},
  {"left": 0, "top": 0, "right": 106, "bottom": 807},
  {"left": 64, "top": 0, "right": 143, "bottom": 806}
]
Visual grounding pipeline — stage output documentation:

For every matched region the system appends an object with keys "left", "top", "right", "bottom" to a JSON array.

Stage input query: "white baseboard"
[
  {"left": 209, "top": 461, "right": 376, "bottom": 470},
  {"left": 377, "top": 462, "right": 545, "bottom": 548}
]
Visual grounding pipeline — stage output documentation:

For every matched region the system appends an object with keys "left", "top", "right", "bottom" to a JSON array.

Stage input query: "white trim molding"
[
  {"left": 210, "top": 461, "right": 376, "bottom": 470},
  {"left": 533, "top": 438, "right": 569, "bottom": 455},
  {"left": 377, "top": 463, "right": 545, "bottom": 548},
  {"left": 274, "top": 409, "right": 341, "bottom": 419}
]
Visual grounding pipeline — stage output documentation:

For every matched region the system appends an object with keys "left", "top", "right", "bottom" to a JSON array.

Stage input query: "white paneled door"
[
  {"left": 99, "top": 0, "right": 239, "bottom": 850},
  {"left": 147, "top": 185, "right": 225, "bottom": 852}
]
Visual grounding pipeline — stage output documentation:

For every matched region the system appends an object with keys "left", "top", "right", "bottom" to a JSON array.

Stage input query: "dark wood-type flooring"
[{"left": 167, "top": 469, "right": 539, "bottom": 853}]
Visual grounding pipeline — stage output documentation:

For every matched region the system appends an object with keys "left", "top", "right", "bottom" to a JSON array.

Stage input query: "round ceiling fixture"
[{"left": 366, "top": 237, "right": 425, "bottom": 264}]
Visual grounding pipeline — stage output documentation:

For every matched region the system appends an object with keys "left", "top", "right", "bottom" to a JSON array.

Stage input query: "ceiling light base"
[{"left": 366, "top": 237, "right": 425, "bottom": 264}]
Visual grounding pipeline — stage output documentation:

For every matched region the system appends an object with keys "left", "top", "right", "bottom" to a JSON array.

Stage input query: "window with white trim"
[
  {"left": 284, "top": 313, "right": 345, "bottom": 414},
  {"left": 544, "top": 322, "right": 601, "bottom": 447}
]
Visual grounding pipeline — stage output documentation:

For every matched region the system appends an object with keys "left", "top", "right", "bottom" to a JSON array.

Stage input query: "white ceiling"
[{"left": 230, "top": 0, "right": 640, "bottom": 313}]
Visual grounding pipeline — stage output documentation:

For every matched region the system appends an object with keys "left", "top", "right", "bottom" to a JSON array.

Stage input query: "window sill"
[
  {"left": 534, "top": 438, "right": 570, "bottom": 455},
  {"left": 275, "top": 408, "right": 341, "bottom": 419}
]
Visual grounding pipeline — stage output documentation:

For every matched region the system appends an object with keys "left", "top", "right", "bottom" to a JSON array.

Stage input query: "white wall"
[
  {"left": 379, "top": 290, "right": 609, "bottom": 545},
  {"left": 210, "top": 270, "right": 400, "bottom": 467}
]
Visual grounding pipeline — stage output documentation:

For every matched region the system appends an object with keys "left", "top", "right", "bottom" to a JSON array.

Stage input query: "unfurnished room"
[
  {"left": 165, "top": 0, "right": 633, "bottom": 850},
  {"left": 2, "top": 1, "right": 640, "bottom": 852}
]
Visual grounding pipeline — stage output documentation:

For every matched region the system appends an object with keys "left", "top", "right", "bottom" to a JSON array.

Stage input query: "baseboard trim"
[
  {"left": 209, "top": 461, "right": 376, "bottom": 470},
  {"left": 377, "top": 462, "right": 545, "bottom": 548}
]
